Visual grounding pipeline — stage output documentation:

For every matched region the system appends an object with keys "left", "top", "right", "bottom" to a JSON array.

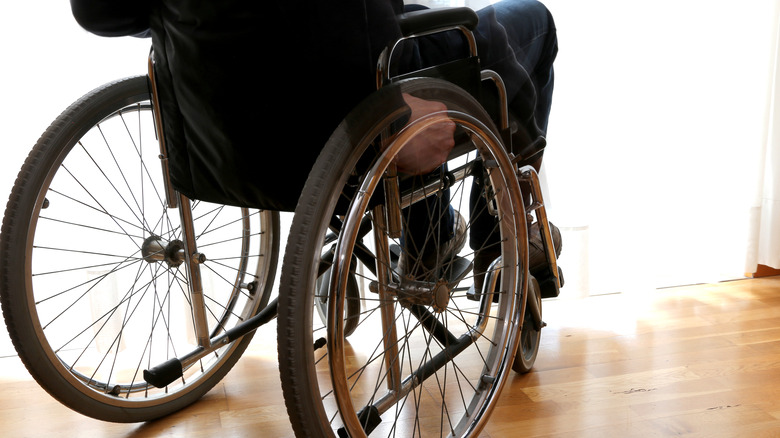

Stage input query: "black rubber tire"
[
  {"left": 513, "top": 275, "right": 542, "bottom": 373},
  {"left": 315, "top": 253, "right": 361, "bottom": 338},
  {"left": 278, "top": 77, "right": 528, "bottom": 437},
  {"left": 0, "top": 76, "right": 279, "bottom": 422}
]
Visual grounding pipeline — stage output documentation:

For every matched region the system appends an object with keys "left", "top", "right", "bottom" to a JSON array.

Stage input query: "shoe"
[
  {"left": 528, "top": 221, "right": 562, "bottom": 275},
  {"left": 470, "top": 221, "right": 562, "bottom": 298},
  {"left": 398, "top": 210, "right": 467, "bottom": 281}
]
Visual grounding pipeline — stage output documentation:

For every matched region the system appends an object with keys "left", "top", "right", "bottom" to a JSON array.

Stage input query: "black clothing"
[{"left": 69, "top": 0, "right": 557, "bottom": 212}]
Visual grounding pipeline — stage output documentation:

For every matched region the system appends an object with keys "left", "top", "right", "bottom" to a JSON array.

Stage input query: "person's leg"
[
  {"left": 396, "top": 4, "right": 460, "bottom": 280},
  {"left": 469, "top": 1, "right": 560, "bottom": 294},
  {"left": 398, "top": 1, "right": 560, "bottom": 283},
  {"left": 475, "top": 0, "right": 558, "bottom": 136}
]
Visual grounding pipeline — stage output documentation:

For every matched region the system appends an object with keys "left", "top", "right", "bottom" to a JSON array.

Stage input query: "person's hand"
[{"left": 392, "top": 93, "right": 456, "bottom": 175}]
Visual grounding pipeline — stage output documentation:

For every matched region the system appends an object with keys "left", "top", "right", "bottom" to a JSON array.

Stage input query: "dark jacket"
[{"left": 71, "top": 0, "right": 404, "bottom": 211}]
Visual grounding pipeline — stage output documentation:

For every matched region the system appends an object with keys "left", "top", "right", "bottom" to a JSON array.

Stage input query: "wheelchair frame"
[{"left": 0, "top": 6, "right": 560, "bottom": 437}]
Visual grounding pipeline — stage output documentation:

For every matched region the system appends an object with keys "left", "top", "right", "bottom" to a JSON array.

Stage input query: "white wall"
[
  {"left": 541, "top": 0, "right": 780, "bottom": 295},
  {"left": 0, "top": 2, "right": 149, "bottom": 356},
  {"left": 1, "top": 2, "right": 150, "bottom": 209}
]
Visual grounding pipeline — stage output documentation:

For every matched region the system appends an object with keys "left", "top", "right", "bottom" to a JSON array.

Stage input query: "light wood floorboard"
[{"left": 2, "top": 277, "right": 779, "bottom": 437}]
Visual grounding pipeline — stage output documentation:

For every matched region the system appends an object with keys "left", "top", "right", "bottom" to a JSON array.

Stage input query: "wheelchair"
[{"left": 0, "top": 7, "right": 560, "bottom": 437}]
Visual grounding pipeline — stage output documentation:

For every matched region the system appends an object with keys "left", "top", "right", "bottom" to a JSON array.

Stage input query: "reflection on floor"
[{"left": 2, "top": 277, "right": 780, "bottom": 437}]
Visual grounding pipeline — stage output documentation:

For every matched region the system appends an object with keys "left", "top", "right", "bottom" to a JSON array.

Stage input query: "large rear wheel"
[
  {"left": 0, "top": 76, "right": 280, "bottom": 422},
  {"left": 279, "top": 77, "right": 529, "bottom": 437}
]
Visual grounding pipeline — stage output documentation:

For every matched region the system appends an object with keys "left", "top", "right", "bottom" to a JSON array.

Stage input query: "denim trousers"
[
  {"left": 404, "top": 0, "right": 558, "bottom": 250},
  {"left": 477, "top": 0, "right": 558, "bottom": 134},
  {"left": 408, "top": 0, "right": 558, "bottom": 134}
]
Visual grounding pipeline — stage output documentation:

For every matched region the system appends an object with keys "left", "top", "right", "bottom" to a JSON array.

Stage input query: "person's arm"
[
  {"left": 70, "top": 0, "right": 152, "bottom": 37},
  {"left": 392, "top": 93, "right": 456, "bottom": 175}
]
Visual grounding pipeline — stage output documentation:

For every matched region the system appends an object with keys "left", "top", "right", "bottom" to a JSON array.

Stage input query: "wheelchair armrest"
[{"left": 397, "top": 7, "right": 478, "bottom": 37}]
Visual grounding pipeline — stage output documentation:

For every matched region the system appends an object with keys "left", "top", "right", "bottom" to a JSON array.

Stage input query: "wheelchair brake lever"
[{"left": 510, "top": 136, "right": 547, "bottom": 166}]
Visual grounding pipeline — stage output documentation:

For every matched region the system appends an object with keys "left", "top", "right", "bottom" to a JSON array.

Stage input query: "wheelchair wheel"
[
  {"left": 279, "top": 77, "right": 529, "bottom": 437},
  {"left": 0, "top": 76, "right": 279, "bottom": 422},
  {"left": 314, "top": 245, "right": 361, "bottom": 338},
  {"left": 513, "top": 275, "right": 542, "bottom": 373}
]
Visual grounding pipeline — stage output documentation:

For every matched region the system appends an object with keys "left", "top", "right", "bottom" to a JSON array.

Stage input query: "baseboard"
[{"left": 749, "top": 264, "right": 780, "bottom": 278}]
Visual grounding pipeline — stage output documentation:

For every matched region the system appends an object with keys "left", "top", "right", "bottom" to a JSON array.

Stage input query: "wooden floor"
[{"left": 2, "top": 277, "right": 779, "bottom": 437}]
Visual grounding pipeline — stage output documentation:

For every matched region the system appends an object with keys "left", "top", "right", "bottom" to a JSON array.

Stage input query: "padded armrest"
[{"left": 397, "top": 7, "right": 479, "bottom": 37}]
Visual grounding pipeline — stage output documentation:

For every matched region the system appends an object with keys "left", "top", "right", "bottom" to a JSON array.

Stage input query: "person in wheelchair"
[
  {"left": 70, "top": 0, "right": 562, "bottom": 285},
  {"left": 0, "top": 1, "right": 569, "bottom": 432}
]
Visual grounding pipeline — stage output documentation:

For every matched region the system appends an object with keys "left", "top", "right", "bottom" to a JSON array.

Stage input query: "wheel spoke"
[
  {"left": 1, "top": 77, "right": 279, "bottom": 421},
  {"left": 279, "top": 78, "right": 527, "bottom": 437}
]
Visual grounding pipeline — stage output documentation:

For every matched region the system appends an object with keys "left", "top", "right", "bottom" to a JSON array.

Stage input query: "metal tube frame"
[{"left": 329, "top": 111, "right": 526, "bottom": 435}]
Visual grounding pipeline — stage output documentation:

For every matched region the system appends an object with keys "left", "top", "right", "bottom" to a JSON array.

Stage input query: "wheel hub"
[{"left": 141, "top": 236, "right": 186, "bottom": 267}]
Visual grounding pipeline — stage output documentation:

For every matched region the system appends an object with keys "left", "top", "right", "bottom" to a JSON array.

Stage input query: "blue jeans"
[
  {"left": 477, "top": 0, "right": 557, "bottom": 134},
  {"left": 408, "top": 0, "right": 557, "bottom": 134},
  {"left": 404, "top": 0, "right": 558, "bottom": 251}
]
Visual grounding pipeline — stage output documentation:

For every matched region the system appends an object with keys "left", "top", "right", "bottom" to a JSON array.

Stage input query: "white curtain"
[
  {"left": 748, "top": 9, "right": 780, "bottom": 271},
  {"left": 541, "top": 0, "right": 780, "bottom": 297}
]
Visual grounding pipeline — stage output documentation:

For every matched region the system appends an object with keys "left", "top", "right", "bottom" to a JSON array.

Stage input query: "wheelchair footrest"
[{"left": 535, "top": 266, "right": 564, "bottom": 299}]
